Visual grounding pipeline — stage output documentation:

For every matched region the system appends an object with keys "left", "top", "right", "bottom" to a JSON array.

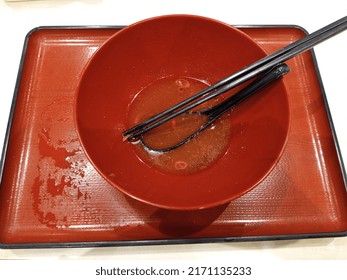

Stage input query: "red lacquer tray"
[{"left": 0, "top": 26, "right": 347, "bottom": 248}]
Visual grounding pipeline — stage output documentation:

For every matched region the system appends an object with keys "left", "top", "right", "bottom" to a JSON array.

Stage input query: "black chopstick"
[{"left": 124, "top": 16, "right": 347, "bottom": 141}]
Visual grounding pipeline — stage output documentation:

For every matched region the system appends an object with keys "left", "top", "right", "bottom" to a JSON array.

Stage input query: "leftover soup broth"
[{"left": 127, "top": 76, "right": 231, "bottom": 174}]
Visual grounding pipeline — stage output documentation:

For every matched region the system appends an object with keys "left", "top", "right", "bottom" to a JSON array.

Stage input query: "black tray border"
[{"left": 0, "top": 25, "right": 346, "bottom": 249}]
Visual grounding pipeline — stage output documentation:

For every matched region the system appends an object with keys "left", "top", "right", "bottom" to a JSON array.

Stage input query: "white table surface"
[{"left": 0, "top": 0, "right": 346, "bottom": 260}]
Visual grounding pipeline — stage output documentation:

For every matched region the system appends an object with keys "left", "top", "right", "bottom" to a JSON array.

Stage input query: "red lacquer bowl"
[{"left": 75, "top": 15, "right": 290, "bottom": 210}]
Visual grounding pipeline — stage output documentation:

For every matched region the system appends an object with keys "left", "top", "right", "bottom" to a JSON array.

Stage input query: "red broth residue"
[{"left": 127, "top": 76, "right": 231, "bottom": 174}]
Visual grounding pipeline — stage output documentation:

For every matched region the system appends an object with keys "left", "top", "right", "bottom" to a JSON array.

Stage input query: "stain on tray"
[{"left": 31, "top": 97, "right": 99, "bottom": 228}]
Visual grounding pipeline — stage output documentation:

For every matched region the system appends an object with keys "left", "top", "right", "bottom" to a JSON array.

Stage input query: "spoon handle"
[{"left": 202, "top": 63, "right": 290, "bottom": 119}]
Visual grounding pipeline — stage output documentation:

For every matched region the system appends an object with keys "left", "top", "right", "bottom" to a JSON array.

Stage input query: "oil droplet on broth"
[{"left": 127, "top": 76, "right": 231, "bottom": 174}]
